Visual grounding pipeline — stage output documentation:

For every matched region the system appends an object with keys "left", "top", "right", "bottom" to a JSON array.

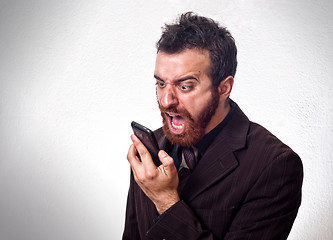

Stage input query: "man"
[{"left": 123, "top": 12, "right": 303, "bottom": 239}]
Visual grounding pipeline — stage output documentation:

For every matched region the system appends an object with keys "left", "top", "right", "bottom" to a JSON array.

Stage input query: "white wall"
[{"left": 0, "top": 0, "right": 332, "bottom": 239}]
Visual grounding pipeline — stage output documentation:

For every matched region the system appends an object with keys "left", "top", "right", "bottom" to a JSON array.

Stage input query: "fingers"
[
  {"left": 130, "top": 134, "right": 156, "bottom": 169},
  {"left": 128, "top": 135, "right": 177, "bottom": 182},
  {"left": 127, "top": 144, "right": 141, "bottom": 178}
]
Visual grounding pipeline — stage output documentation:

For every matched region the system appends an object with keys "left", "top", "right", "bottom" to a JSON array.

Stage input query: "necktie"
[
  {"left": 182, "top": 147, "right": 196, "bottom": 171},
  {"left": 178, "top": 147, "right": 196, "bottom": 182}
]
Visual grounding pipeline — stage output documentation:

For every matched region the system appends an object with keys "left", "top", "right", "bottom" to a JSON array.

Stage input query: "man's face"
[{"left": 154, "top": 49, "right": 221, "bottom": 147}]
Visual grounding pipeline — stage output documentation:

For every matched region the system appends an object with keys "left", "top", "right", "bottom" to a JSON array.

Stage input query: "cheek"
[{"left": 182, "top": 93, "right": 212, "bottom": 119}]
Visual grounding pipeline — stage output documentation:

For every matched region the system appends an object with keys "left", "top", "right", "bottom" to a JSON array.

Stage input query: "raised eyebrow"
[
  {"left": 175, "top": 76, "right": 198, "bottom": 83},
  {"left": 154, "top": 75, "right": 198, "bottom": 83}
]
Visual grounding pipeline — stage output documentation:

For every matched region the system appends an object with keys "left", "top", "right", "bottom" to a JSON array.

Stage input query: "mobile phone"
[{"left": 131, "top": 121, "right": 161, "bottom": 166}]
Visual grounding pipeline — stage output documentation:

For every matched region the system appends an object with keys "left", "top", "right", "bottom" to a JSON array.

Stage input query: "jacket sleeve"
[
  {"left": 122, "top": 171, "right": 140, "bottom": 240},
  {"left": 145, "top": 150, "right": 303, "bottom": 240},
  {"left": 146, "top": 200, "right": 214, "bottom": 239}
]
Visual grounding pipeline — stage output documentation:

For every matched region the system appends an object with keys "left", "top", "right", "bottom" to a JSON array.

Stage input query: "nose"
[{"left": 159, "top": 85, "right": 178, "bottom": 108}]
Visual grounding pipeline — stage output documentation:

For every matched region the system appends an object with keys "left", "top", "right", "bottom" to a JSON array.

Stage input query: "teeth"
[
  {"left": 167, "top": 113, "right": 184, "bottom": 129},
  {"left": 171, "top": 121, "right": 184, "bottom": 129}
]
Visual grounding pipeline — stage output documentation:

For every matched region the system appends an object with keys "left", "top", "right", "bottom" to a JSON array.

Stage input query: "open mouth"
[{"left": 165, "top": 113, "right": 186, "bottom": 135}]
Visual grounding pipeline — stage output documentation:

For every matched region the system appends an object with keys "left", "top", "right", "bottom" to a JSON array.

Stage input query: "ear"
[{"left": 217, "top": 76, "right": 234, "bottom": 100}]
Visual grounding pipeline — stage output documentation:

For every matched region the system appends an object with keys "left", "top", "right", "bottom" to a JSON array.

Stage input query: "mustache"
[
  {"left": 159, "top": 105, "right": 179, "bottom": 114},
  {"left": 159, "top": 105, "right": 193, "bottom": 120}
]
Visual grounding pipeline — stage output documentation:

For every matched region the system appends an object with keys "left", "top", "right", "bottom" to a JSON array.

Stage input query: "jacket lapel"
[{"left": 180, "top": 143, "right": 238, "bottom": 202}]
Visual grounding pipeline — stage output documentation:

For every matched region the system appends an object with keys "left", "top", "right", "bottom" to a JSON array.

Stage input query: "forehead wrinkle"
[{"left": 154, "top": 49, "right": 211, "bottom": 84}]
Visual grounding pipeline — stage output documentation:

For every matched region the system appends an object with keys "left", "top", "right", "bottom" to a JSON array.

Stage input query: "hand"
[{"left": 127, "top": 134, "right": 180, "bottom": 214}]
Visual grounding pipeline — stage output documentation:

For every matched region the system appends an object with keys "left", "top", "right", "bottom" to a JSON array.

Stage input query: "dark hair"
[{"left": 156, "top": 12, "right": 237, "bottom": 88}]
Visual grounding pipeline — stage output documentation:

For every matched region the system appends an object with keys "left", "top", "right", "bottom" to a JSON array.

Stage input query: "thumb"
[{"left": 158, "top": 150, "right": 176, "bottom": 172}]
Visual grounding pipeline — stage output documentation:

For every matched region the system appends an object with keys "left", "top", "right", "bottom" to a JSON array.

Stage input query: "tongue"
[{"left": 172, "top": 115, "right": 185, "bottom": 126}]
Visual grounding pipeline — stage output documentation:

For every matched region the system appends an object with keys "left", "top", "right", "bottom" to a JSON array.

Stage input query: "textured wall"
[{"left": 0, "top": 0, "right": 332, "bottom": 239}]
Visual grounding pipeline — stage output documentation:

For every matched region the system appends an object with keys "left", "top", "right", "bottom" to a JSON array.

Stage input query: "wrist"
[{"left": 156, "top": 194, "right": 180, "bottom": 215}]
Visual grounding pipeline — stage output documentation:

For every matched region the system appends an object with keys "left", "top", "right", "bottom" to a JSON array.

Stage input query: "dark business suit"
[{"left": 123, "top": 103, "right": 303, "bottom": 239}]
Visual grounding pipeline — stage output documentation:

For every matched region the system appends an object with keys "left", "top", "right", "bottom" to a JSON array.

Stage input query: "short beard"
[{"left": 159, "top": 90, "right": 220, "bottom": 147}]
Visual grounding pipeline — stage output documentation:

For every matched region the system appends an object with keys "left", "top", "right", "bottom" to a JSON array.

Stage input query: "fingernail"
[{"left": 159, "top": 150, "right": 167, "bottom": 158}]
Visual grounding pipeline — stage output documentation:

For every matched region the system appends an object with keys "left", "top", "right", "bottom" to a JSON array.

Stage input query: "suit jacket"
[{"left": 123, "top": 103, "right": 303, "bottom": 240}]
